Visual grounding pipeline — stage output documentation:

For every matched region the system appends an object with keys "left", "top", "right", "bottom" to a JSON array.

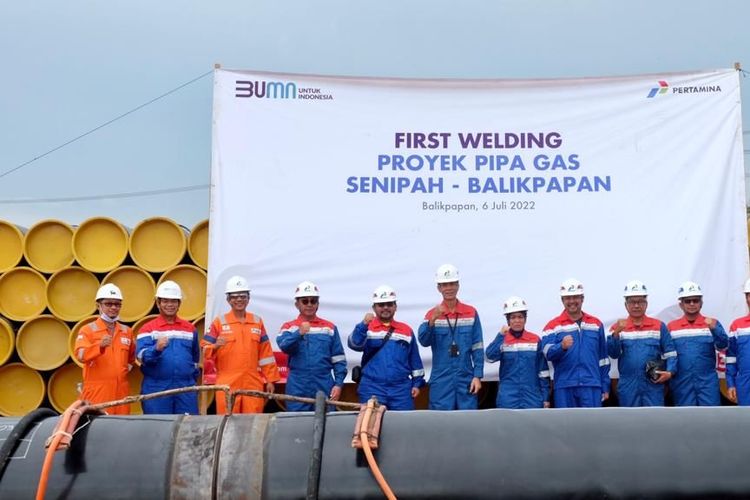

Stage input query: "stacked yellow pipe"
[
  {"left": 72, "top": 217, "right": 129, "bottom": 273},
  {"left": 188, "top": 220, "right": 209, "bottom": 270},
  {"left": 129, "top": 217, "right": 188, "bottom": 272},
  {"left": 0, "top": 217, "right": 209, "bottom": 416},
  {"left": 23, "top": 220, "right": 75, "bottom": 274},
  {"left": 158, "top": 265, "right": 207, "bottom": 321},
  {"left": 102, "top": 266, "right": 156, "bottom": 322},
  {"left": 46, "top": 267, "right": 98, "bottom": 321},
  {"left": 0, "top": 221, "right": 24, "bottom": 273}
]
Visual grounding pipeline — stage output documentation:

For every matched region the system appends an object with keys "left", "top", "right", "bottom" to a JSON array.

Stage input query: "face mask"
[{"left": 101, "top": 313, "right": 119, "bottom": 323}]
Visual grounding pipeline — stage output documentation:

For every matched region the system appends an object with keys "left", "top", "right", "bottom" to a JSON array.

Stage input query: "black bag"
[
  {"left": 352, "top": 326, "right": 393, "bottom": 384},
  {"left": 351, "top": 365, "right": 362, "bottom": 383},
  {"left": 645, "top": 358, "right": 666, "bottom": 382}
]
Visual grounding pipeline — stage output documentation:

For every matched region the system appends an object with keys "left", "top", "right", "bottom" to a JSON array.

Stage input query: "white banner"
[{"left": 208, "top": 69, "right": 747, "bottom": 379}]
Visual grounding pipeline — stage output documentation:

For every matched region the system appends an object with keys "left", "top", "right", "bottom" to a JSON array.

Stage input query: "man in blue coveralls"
[
  {"left": 542, "top": 278, "right": 610, "bottom": 407},
  {"left": 349, "top": 285, "right": 425, "bottom": 410},
  {"left": 667, "top": 281, "right": 727, "bottom": 406},
  {"left": 137, "top": 280, "right": 200, "bottom": 414},
  {"left": 277, "top": 281, "right": 347, "bottom": 411},
  {"left": 418, "top": 264, "right": 484, "bottom": 410},
  {"left": 608, "top": 280, "right": 677, "bottom": 407}
]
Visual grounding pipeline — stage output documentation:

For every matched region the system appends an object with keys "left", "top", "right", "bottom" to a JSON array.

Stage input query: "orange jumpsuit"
[
  {"left": 203, "top": 312, "right": 280, "bottom": 414},
  {"left": 74, "top": 318, "right": 135, "bottom": 415}
]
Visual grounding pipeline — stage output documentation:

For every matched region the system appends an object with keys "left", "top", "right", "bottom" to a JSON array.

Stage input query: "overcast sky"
[{"left": 1, "top": 0, "right": 748, "bottom": 228}]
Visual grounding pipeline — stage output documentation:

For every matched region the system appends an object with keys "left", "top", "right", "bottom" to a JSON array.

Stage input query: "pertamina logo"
[
  {"left": 646, "top": 80, "right": 721, "bottom": 98},
  {"left": 647, "top": 81, "right": 669, "bottom": 98},
  {"left": 235, "top": 80, "right": 334, "bottom": 101}
]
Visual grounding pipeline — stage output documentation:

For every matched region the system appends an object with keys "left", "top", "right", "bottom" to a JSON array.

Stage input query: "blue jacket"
[
  {"left": 608, "top": 316, "right": 677, "bottom": 377},
  {"left": 136, "top": 316, "right": 200, "bottom": 383},
  {"left": 727, "top": 315, "right": 750, "bottom": 405},
  {"left": 486, "top": 329, "right": 550, "bottom": 408},
  {"left": 348, "top": 318, "right": 425, "bottom": 388},
  {"left": 277, "top": 316, "right": 347, "bottom": 404},
  {"left": 542, "top": 311, "right": 610, "bottom": 393},
  {"left": 607, "top": 316, "right": 677, "bottom": 407},
  {"left": 667, "top": 315, "right": 727, "bottom": 406}
]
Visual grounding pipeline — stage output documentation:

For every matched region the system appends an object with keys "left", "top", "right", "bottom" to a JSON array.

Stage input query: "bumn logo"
[{"left": 235, "top": 80, "right": 297, "bottom": 99}]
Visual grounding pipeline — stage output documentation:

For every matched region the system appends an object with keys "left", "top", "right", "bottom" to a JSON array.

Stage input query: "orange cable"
[
  {"left": 360, "top": 399, "right": 397, "bottom": 500},
  {"left": 35, "top": 400, "right": 85, "bottom": 500}
]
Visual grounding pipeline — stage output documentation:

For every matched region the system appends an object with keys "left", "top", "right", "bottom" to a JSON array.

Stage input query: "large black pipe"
[
  {"left": 1, "top": 407, "right": 749, "bottom": 499},
  {"left": 0, "top": 407, "right": 56, "bottom": 481}
]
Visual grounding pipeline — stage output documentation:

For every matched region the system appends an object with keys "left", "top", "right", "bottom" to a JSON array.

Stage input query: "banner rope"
[{"left": 0, "top": 69, "right": 214, "bottom": 180}]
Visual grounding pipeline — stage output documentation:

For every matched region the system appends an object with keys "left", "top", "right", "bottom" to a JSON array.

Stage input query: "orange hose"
[
  {"left": 35, "top": 400, "right": 85, "bottom": 500},
  {"left": 360, "top": 398, "right": 397, "bottom": 500}
]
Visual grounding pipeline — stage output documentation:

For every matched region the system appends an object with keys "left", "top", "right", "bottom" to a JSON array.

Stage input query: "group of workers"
[{"left": 73, "top": 264, "right": 750, "bottom": 415}]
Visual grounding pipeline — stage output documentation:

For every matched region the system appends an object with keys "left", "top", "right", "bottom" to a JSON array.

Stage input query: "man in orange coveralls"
[
  {"left": 203, "top": 275, "right": 281, "bottom": 414},
  {"left": 74, "top": 283, "right": 135, "bottom": 414}
]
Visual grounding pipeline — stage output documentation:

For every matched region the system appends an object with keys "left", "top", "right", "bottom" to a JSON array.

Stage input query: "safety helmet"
[
  {"left": 677, "top": 281, "right": 702, "bottom": 299},
  {"left": 503, "top": 296, "right": 528, "bottom": 314},
  {"left": 294, "top": 281, "right": 319, "bottom": 298},
  {"left": 96, "top": 283, "right": 123, "bottom": 301},
  {"left": 372, "top": 285, "right": 397, "bottom": 304},
  {"left": 623, "top": 280, "right": 648, "bottom": 298},
  {"left": 743, "top": 278, "right": 750, "bottom": 294},
  {"left": 225, "top": 275, "right": 250, "bottom": 294},
  {"left": 560, "top": 278, "right": 584, "bottom": 297},
  {"left": 156, "top": 280, "right": 183, "bottom": 300},
  {"left": 435, "top": 264, "right": 459, "bottom": 284}
]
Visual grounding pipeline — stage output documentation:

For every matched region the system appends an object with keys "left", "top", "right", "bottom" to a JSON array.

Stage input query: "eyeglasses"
[
  {"left": 626, "top": 300, "right": 647, "bottom": 306},
  {"left": 228, "top": 294, "right": 249, "bottom": 301},
  {"left": 682, "top": 298, "right": 702, "bottom": 304},
  {"left": 100, "top": 301, "right": 122, "bottom": 308},
  {"left": 299, "top": 298, "right": 319, "bottom": 305},
  {"left": 376, "top": 302, "right": 396, "bottom": 308}
]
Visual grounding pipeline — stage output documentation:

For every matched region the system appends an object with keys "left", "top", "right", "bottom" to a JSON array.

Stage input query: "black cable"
[
  {"left": 0, "top": 408, "right": 57, "bottom": 480},
  {"left": 210, "top": 414, "right": 230, "bottom": 500},
  {"left": 306, "top": 391, "right": 327, "bottom": 500},
  {"left": 0, "top": 69, "right": 213, "bottom": 180}
]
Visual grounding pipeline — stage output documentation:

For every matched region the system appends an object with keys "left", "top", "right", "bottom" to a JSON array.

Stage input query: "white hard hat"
[
  {"left": 372, "top": 285, "right": 397, "bottom": 304},
  {"left": 294, "top": 281, "right": 319, "bottom": 298},
  {"left": 744, "top": 278, "right": 750, "bottom": 294},
  {"left": 623, "top": 280, "right": 648, "bottom": 298},
  {"left": 560, "top": 278, "right": 584, "bottom": 297},
  {"left": 225, "top": 275, "right": 250, "bottom": 294},
  {"left": 503, "top": 296, "right": 528, "bottom": 314},
  {"left": 156, "top": 280, "right": 183, "bottom": 300},
  {"left": 677, "top": 281, "right": 702, "bottom": 299},
  {"left": 435, "top": 264, "right": 459, "bottom": 284},
  {"left": 96, "top": 283, "right": 123, "bottom": 301}
]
